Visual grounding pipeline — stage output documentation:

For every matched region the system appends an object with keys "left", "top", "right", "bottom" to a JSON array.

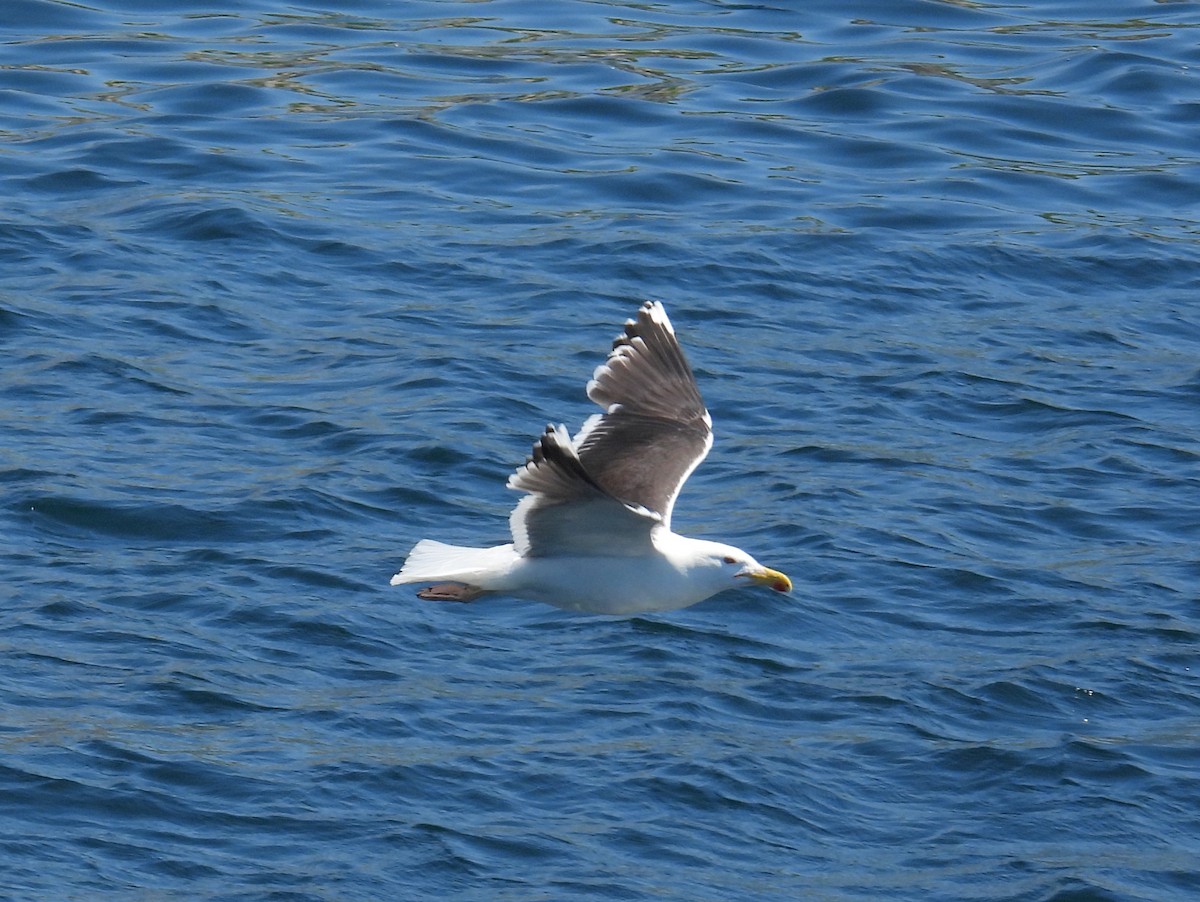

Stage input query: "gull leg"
[{"left": 416, "top": 583, "right": 488, "bottom": 603}]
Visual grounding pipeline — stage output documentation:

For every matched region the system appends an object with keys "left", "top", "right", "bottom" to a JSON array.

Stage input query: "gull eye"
[{"left": 722, "top": 555, "right": 737, "bottom": 565}]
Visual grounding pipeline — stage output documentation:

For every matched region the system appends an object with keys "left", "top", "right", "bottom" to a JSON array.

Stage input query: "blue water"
[{"left": 3, "top": 0, "right": 1199, "bottom": 898}]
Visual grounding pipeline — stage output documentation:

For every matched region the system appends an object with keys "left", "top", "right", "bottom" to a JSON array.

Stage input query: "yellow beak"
[{"left": 737, "top": 566, "right": 792, "bottom": 594}]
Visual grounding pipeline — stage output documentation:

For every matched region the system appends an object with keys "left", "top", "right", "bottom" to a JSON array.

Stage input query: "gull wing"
[
  {"left": 506, "top": 302, "right": 712, "bottom": 556},
  {"left": 577, "top": 301, "right": 712, "bottom": 529},
  {"left": 507, "top": 424, "right": 659, "bottom": 558}
]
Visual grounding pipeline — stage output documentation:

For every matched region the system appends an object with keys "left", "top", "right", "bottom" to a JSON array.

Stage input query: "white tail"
[{"left": 389, "top": 540, "right": 516, "bottom": 587}]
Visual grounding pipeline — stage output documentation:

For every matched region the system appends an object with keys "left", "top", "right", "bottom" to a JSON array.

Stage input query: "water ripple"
[{"left": 3, "top": 1, "right": 1199, "bottom": 900}]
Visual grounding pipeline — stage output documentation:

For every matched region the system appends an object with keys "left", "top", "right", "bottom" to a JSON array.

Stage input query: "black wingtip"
[{"left": 613, "top": 301, "right": 659, "bottom": 349}]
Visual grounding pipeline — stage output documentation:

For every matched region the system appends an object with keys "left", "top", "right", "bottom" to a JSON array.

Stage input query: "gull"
[{"left": 390, "top": 301, "right": 791, "bottom": 615}]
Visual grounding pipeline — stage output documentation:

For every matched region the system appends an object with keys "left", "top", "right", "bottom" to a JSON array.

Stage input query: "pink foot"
[{"left": 416, "top": 583, "right": 487, "bottom": 603}]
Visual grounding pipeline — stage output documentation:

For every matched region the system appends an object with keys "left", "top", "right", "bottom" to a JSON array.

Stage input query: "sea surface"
[{"left": 3, "top": 1, "right": 1199, "bottom": 899}]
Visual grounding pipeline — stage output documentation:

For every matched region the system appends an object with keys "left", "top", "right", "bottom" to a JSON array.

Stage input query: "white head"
[{"left": 667, "top": 536, "right": 793, "bottom": 600}]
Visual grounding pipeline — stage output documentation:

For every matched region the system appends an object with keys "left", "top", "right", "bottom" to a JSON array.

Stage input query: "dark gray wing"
[
  {"left": 577, "top": 301, "right": 712, "bottom": 528},
  {"left": 505, "top": 302, "right": 712, "bottom": 556},
  {"left": 507, "top": 424, "right": 660, "bottom": 558}
]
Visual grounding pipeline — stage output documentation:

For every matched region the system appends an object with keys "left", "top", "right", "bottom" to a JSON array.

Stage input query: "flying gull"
[{"left": 390, "top": 301, "right": 791, "bottom": 615}]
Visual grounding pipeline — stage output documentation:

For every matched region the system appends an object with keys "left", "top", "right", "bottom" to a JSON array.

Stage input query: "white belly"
[{"left": 504, "top": 554, "right": 715, "bottom": 615}]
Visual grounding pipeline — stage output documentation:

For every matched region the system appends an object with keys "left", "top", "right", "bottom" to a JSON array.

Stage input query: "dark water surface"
[{"left": 3, "top": 1, "right": 1199, "bottom": 899}]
